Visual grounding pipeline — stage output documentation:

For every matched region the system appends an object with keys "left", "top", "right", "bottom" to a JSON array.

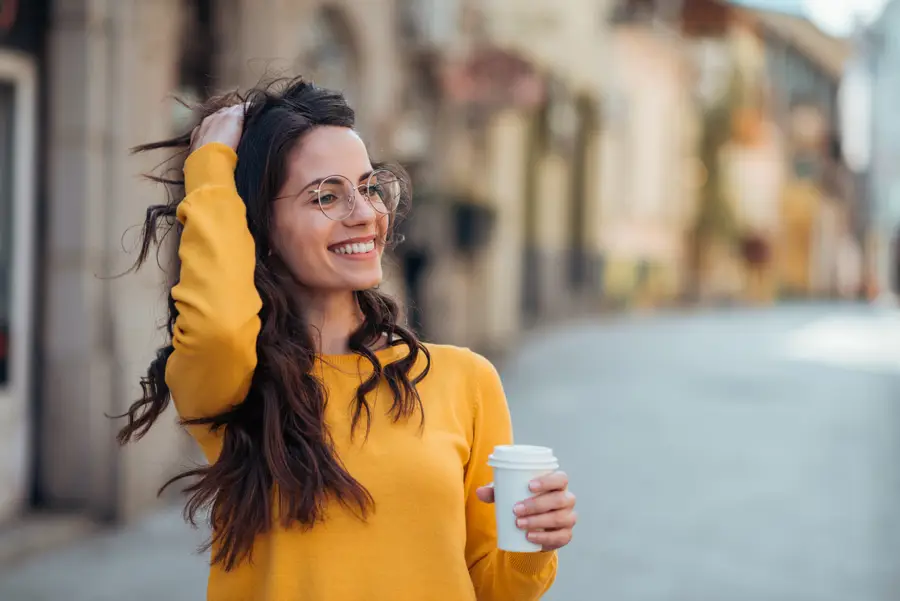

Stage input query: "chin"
[{"left": 347, "top": 270, "right": 383, "bottom": 292}]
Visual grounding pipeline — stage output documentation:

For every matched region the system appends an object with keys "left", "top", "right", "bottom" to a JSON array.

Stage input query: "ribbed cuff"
[
  {"left": 502, "top": 550, "right": 557, "bottom": 575},
  {"left": 184, "top": 142, "right": 239, "bottom": 196}
]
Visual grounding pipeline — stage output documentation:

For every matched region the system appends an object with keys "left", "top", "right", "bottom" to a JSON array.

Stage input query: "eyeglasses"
[{"left": 303, "top": 170, "right": 402, "bottom": 221}]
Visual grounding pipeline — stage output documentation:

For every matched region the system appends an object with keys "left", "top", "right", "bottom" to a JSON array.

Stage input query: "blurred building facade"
[
  {"left": 745, "top": 7, "right": 855, "bottom": 299},
  {"left": 610, "top": 0, "right": 858, "bottom": 304},
  {"left": 476, "top": 0, "right": 613, "bottom": 320},
  {"left": 389, "top": 0, "right": 623, "bottom": 349},
  {"left": 606, "top": 0, "right": 707, "bottom": 306}
]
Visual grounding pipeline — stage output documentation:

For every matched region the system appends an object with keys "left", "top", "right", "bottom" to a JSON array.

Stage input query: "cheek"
[{"left": 272, "top": 208, "right": 330, "bottom": 265}]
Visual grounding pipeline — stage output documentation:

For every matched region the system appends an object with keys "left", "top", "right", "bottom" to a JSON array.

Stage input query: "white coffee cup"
[{"left": 487, "top": 444, "right": 559, "bottom": 553}]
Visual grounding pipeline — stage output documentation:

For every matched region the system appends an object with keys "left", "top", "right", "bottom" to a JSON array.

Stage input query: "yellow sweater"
[{"left": 165, "top": 143, "right": 557, "bottom": 601}]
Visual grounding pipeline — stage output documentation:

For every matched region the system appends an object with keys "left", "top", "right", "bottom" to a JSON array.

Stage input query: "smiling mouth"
[{"left": 329, "top": 240, "right": 376, "bottom": 255}]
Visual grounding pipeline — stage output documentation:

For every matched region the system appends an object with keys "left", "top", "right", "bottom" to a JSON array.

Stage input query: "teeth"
[{"left": 332, "top": 240, "right": 375, "bottom": 255}]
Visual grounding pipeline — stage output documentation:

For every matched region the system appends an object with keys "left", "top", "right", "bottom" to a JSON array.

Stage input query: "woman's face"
[{"left": 271, "top": 126, "right": 389, "bottom": 292}]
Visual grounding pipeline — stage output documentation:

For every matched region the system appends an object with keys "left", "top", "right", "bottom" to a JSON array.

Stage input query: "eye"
[
  {"left": 318, "top": 193, "right": 339, "bottom": 205},
  {"left": 364, "top": 184, "right": 384, "bottom": 200}
]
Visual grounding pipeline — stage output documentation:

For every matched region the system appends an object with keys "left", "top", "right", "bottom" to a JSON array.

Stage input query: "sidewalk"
[{"left": 0, "top": 505, "right": 209, "bottom": 601}]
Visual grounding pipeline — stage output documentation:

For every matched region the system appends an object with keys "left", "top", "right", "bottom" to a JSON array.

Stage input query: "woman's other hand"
[{"left": 476, "top": 471, "right": 577, "bottom": 552}]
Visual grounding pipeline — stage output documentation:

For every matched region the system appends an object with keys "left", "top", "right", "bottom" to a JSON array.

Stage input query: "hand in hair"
[{"left": 190, "top": 103, "right": 247, "bottom": 152}]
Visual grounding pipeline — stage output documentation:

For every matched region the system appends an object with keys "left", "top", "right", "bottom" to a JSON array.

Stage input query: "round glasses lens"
[
  {"left": 317, "top": 176, "right": 354, "bottom": 219},
  {"left": 364, "top": 170, "right": 401, "bottom": 214}
]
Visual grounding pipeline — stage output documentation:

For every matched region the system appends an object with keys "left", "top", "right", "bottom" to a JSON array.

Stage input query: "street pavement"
[{"left": 1, "top": 303, "right": 898, "bottom": 601}]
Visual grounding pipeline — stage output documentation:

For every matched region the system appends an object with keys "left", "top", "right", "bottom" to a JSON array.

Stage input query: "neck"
[{"left": 302, "top": 290, "right": 364, "bottom": 355}]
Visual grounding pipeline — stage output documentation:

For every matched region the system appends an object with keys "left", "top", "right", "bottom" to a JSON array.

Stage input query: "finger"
[
  {"left": 516, "top": 509, "right": 577, "bottom": 531},
  {"left": 193, "top": 114, "right": 213, "bottom": 144},
  {"left": 514, "top": 490, "right": 575, "bottom": 517},
  {"left": 525, "top": 529, "right": 573, "bottom": 551},
  {"left": 234, "top": 103, "right": 247, "bottom": 125},
  {"left": 226, "top": 102, "right": 246, "bottom": 117},
  {"left": 476, "top": 484, "right": 494, "bottom": 504},
  {"left": 529, "top": 471, "right": 569, "bottom": 494}
]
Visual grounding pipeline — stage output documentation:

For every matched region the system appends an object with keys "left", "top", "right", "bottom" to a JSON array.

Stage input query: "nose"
[{"left": 343, "top": 187, "right": 377, "bottom": 226}]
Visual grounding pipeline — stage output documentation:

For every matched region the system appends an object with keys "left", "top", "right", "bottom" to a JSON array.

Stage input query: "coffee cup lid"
[{"left": 488, "top": 445, "right": 558, "bottom": 469}]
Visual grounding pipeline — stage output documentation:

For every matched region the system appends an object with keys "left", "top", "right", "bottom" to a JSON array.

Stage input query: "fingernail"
[
  {"left": 526, "top": 532, "right": 537, "bottom": 541},
  {"left": 516, "top": 518, "right": 527, "bottom": 528},
  {"left": 514, "top": 503, "right": 526, "bottom": 516},
  {"left": 529, "top": 480, "right": 541, "bottom": 492}
]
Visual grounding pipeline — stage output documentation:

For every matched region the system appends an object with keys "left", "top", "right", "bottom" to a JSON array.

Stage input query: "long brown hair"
[{"left": 115, "top": 78, "right": 431, "bottom": 570}]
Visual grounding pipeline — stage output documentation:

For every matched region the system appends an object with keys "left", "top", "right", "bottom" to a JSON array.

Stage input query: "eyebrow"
[{"left": 301, "top": 170, "right": 375, "bottom": 193}]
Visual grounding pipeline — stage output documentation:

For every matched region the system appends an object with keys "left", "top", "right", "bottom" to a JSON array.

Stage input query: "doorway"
[{"left": 0, "top": 51, "right": 37, "bottom": 524}]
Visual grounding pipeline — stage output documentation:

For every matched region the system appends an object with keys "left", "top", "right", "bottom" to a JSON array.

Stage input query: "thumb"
[{"left": 476, "top": 483, "right": 495, "bottom": 504}]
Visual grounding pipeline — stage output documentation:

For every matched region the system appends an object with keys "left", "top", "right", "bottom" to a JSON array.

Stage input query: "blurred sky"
[
  {"left": 730, "top": 0, "right": 891, "bottom": 35},
  {"left": 805, "top": 0, "right": 890, "bottom": 35}
]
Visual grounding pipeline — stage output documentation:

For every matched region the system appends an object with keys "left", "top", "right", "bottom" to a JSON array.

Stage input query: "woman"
[{"left": 117, "top": 78, "right": 576, "bottom": 601}]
